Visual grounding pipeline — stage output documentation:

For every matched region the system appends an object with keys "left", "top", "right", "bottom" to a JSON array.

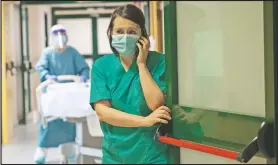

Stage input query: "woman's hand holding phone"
[{"left": 136, "top": 36, "right": 150, "bottom": 66}]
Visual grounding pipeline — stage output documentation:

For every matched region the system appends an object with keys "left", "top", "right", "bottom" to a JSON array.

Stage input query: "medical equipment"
[{"left": 36, "top": 75, "right": 103, "bottom": 164}]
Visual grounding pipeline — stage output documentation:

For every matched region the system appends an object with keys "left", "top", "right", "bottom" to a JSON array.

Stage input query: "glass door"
[{"left": 164, "top": 1, "right": 277, "bottom": 164}]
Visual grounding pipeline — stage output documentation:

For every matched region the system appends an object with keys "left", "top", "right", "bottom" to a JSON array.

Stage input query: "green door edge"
[
  {"left": 269, "top": 1, "right": 278, "bottom": 163},
  {"left": 164, "top": 1, "right": 180, "bottom": 164}
]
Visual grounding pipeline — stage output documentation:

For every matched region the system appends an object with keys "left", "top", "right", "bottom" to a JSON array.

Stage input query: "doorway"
[{"left": 164, "top": 1, "right": 277, "bottom": 164}]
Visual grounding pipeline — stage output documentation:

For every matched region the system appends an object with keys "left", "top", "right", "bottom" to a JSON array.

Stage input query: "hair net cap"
[{"left": 51, "top": 24, "right": 66, "bottom": 34}]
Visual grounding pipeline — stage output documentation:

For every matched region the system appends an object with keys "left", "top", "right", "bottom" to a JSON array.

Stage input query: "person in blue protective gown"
[
  {"left": 89, "top": 4, "right": 171, "bottom": 164},
  {"left": 34, "top": 24, "right": 89, "bottom": 164}
]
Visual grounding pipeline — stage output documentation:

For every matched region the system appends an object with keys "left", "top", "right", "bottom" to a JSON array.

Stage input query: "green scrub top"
[{"left": 90, "top": 51, "right": 169, "bottom": 164}]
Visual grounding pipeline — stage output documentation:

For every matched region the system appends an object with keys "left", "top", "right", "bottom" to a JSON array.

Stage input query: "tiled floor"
[{"left": 2, "top": 119, "right": 61, "bottom": 164}]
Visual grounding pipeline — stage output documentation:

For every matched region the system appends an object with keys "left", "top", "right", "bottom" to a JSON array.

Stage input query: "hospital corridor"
[{"left": 1, "top": 1, "right": 278, "bottom": 164}]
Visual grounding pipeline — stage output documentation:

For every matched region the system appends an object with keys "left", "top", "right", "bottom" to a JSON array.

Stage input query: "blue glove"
[
  {"left": 80, "top": 76, "right": 87, "bottom": 83},
  {"left": 45, "top": 75, "right": 58, "bottom": 81}
]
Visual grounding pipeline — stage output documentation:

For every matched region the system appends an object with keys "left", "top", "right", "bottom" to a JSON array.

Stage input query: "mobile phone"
[
  {"left": 135, "top": 39, "right": 143, "bottom": 56},
  {"left": 135, "top": 29, "right": 149, "bottom": 56}
]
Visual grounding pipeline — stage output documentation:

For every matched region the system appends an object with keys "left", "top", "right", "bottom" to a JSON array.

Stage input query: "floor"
[{"left": 2, "top": 117, "right": 61, "bottom": 164}]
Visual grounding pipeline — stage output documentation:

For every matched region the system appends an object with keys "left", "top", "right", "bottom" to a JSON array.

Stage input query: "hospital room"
[{"left": 1, "top": 1, "right": 278, "bottom": 164}]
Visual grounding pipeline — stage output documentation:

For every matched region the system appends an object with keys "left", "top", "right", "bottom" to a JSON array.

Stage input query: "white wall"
[{"left": 27, "top": 5, "right": 52, "bottom": 113}]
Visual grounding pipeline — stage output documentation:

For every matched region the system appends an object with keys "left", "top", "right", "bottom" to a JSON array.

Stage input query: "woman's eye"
[
  {"left": 116, "top": 29, "right": 124, "bottom": 34},
  {"left": 128, "top": 30, "right": 137, "bottom": 35}
]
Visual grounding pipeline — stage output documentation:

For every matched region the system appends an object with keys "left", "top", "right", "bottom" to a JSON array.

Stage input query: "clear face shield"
[{"left": 51, "top": 29, "right": 67, "bottom": 49}]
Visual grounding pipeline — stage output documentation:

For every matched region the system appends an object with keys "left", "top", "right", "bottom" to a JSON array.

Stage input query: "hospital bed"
[{"left": 36, "top": 75, "right": 103, "bottom": 164}]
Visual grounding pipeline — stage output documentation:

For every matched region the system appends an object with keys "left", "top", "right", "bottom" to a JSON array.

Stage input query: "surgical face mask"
[{"left": 111, "top": 34, "right": 140, "bottom": 56}]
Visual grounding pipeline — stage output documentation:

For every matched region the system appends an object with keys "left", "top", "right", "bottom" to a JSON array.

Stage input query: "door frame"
[
  {"left": 23, "top": 7, "right": 32, "bottom": 115},
  {"left": 44, "top": 12, "right": 48, "bottom": 48},
  {"left": 19, "top": 2, "right": 32, "bottom": 125},
  {"left": 164, "top": 1, "right": 278, "bottom": 164}
]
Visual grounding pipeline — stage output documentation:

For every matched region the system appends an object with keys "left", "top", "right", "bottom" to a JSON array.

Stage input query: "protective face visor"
[{"left": 51, "top": 29, "right": 67, "bottom": 49}]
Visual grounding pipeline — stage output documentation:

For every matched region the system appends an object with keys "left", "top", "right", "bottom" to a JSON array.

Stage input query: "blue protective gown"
[{"left": 36, "top": 46, "right": 89, "bottom": 148}]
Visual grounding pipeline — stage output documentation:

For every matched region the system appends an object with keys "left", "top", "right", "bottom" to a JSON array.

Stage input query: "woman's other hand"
[
  {"left": 143, "top": 106, "right": 171, "bottom": 127},
  {"left": 136, "top": 36, "right": 150, "bottom": 66}
]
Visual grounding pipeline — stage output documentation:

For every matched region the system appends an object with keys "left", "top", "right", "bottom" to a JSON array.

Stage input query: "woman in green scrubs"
[{"left": 90, "top": 4, "right": 171, "bottom": 164}]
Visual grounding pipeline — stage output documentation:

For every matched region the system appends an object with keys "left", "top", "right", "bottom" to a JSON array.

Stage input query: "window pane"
[
  {"left": 97, "top": 17, "right": 113, "bottom": 55},
  {"left": 57, "top": 18, "right": 93, "bottom": 55}
]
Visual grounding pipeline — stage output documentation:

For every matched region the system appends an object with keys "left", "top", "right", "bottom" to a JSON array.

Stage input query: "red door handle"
[{"left": 158, "top": 136, "right": 240, "bottom": 161}]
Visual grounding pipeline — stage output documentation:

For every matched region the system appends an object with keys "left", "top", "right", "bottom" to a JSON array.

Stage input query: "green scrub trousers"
[{"left": 90, "top": 51, "right": 169, "bottom": 164}]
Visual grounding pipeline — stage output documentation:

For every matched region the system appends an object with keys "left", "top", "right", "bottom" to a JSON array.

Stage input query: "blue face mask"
[{"left": 111, "top": 34, "right": 140, "bottom": 56}]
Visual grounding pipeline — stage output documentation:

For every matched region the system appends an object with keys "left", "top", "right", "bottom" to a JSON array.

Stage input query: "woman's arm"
[
  {"left": 94, "top": 100, "right": 146, "bottom": 127},
  {"left": 137, "top": 37, "right": 165, "bottom": 111},
  {"left": 138, "top": 64, "right": 165, "bottom": 111},
  {"left": 93, "top": 100, "right": 171, "bottom": 127}
]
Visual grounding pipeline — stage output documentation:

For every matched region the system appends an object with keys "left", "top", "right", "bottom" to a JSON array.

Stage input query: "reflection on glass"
[
  {"left": 172, "top": 105, "right": 264, "bottom": 154},
  {"left": 173, "top": 105, "right": 205, "bottom": 143}
]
